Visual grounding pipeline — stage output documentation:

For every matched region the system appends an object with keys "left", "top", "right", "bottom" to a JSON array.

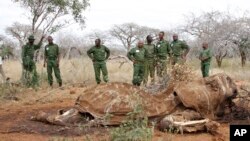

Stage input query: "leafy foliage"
[
  {"left": 110, "top": 93, "right": 153, "bottom": 141},
  {"left": 13, "top": 0, "right": 90, "bottom": 35}
]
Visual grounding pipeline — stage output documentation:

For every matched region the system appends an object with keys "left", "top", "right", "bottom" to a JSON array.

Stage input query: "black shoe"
[{"left": 59, "top": 82, "right": 62, "bottom": 87}]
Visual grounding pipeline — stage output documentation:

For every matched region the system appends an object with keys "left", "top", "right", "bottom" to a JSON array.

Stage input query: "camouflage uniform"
[
  {"left": 155, "top": 40, "right": 171, "bottom": 77},
  {"left": 170, "top": 40, "right": 189, "bottom": 65},
  {"left": 44, "top": 43, "right": 62, "bottom": 86},
  {"left": 22, "top": 36, "right": 42, "bottom": 87},
  {"left": 200, "top": 48, "right": 212, "bottom": 77},
  {"left": 143, "top": 44, "right": 156, "bottom": 84},
  {"left": 87, "top": 45, "right": 110, "bottom": 84},
  {"left": 127, "top": 46, "right": 147, "bottom": 86}
]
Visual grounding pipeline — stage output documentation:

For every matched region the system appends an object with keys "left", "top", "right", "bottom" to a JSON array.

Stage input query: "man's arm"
[
  {"left": 87, "top": 47, "right": 94, "bottom": 61},
  {"left": 202, "top": 49, "right": 212, "bottom": 61},
  {"left": 166, "top": 41, "right": 172, "bottom": 57},
  {"left": 182, "top": 41, "right": 190, "bottom": 58},
  {"left": 21, "top": 45, "right": 26, "bottom": 60},
  {"left": 144, "top": 46, "right": 149, "bottom": 58},
  {"left": 56, "top": 45, "right": 60, "bottom": 67},
  {"left": 43, "top": 45, "right": 47, "bottom": 67},
  {"left": 127, "top": 49, "right": 135, "bottom": 61},
  {"left": 105, "top": 46, "right": 110, "bottom": 60},
  {"left": 35, "top": 36, "right": 45, "bottom": 50},
  {"left": 199, "top": 51, "right": 202, "bottom": 61}
]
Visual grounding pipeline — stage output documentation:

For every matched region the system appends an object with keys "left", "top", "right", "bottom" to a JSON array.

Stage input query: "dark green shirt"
[
  {"left": 170, "top": 40, "right": 189, "bottom": 56},
  {"left": 44, "top": 43, "right": 59, "bottom": 59},
  {"left": 22, "top": 42, "right": 42, "bottom": 60},
  {"left": 144, "top": 44, "right": 156, "bottom": 59},
  {"left": 155, "top": 40, "right": 171, "bottom": 59},
  {"left": 87, "top": 45, "right": 110, "bottom": 61},
  {"left": 200, "top": 48, "right": 212, "bottom": 63},
  {"left": 127, "top": 47, "right": 146, "bottom": 63}
]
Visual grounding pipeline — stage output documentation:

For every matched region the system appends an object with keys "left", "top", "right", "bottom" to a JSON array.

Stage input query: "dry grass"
[
  {"left": 0, "top": 58, "right": 133, "bottom": 106},
  {"left": 1, "top": 58, "right": 133, "bottom": 85},
  {"left": 187, "top": 58, "right": 250, "bottom": 81},
  {"left": 1, "top": 57, "right": 249, "bottom": 85}
]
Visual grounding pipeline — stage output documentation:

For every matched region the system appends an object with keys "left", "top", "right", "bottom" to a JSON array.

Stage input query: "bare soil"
[{"left": 0, "top": 84, "right": 249, "bottom": 141}]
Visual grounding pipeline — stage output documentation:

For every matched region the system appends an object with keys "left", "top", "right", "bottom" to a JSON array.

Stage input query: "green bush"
[{"left": 110, "top": 93, "right": 153, "bottom": 141}]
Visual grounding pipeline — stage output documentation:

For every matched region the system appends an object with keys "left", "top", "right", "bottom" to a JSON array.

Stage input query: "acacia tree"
[
  {"left": 13, "top": 0, "right": 90, "bottom": 36},
  {"left": 9, "top": 0, "right": 89, "bottom": 82},
  {"left": 183, "top": 11, "right": 250, "bottom": 67},
  {"left": 6, "top": 22, "right": 43, "bottom": 47},
  {"left": 182, "top": 11, "right": 237, "bottom": 67},
  {"left": 86, "top": 30, "right": 112, "bottom": 45},
  {"left": 8, "top": 0, "right": 90, "bottom": 59},
  {"left": 231, "top": 16, "right": 250, "bottom": 67},
  {"left": 110, "top": 23, "right": 159, "bottom": 52}
]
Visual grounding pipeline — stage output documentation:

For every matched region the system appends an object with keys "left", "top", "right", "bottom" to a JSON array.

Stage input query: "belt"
[
  {"left": 48, "top": 56, "right": 57, "bottom": 60},
  {"left": 158, "top": 56, "right": 167, "bottom": 60},
  {"left": 173, "top": 54, "right": 181, "bottom": 57}
]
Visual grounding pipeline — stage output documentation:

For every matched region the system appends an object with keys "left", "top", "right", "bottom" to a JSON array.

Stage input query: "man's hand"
[
  {"left": 56, "top": 61, "right": 59, "bottom": 67},
  {"left": 200, "top": 56, "right": 207, "bottom": 61},
  {"left": 181, "top": 54, "right": 187, "bottom": 61},
  {"left": 132, "top": 60, "right": 136, "bottom": 64},
  {"left": 41, "top": 35, "right": 46, "bottom": 39}
]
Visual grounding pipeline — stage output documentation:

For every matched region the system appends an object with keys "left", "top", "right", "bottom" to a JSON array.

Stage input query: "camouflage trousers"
[
  {"left": 23, "top": 61, "right": 39, "bottom": 88},
  {"left": 172, "top": 56, "right": 185, "bottom": 65},
  {"left": 143, "top": 59, "right": 155, "bottom": 85},
  {"left": 47, "top": 59, "right": 62, "bottom": 86},
  {"left": 93, "top": 61, "right": 109, "bottom": 84},
  {"left": 133, "top": 63, "right": 145, "bottom": 86},
  {"left": 201, "top": 62, "right": 210, "bottom": 77},
  {"left": 156, "top": 59, "right": 167, "bottom": 77}
]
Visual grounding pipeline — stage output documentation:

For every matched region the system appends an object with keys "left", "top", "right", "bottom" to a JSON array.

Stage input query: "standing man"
[
  {"left": 44, "top": 36, "right": 62, "bottom": 87},
  {"left": 143, "top": 35, "right": 156, "bottom": 85},
  {"left": 155, "top": 31, "right": 171, "bottom": 77},
  {"left": 87, "top": 39, "right": 110, "bottom": 84},
  {"left": 22, "top": 35, "right": 44, "bottom": 87},
  {"left": 0, "top": 48, "right": 6, "bottom": 82},
  {"left": 199, "top": 42, "right": 212, "bottom": 77},
  {"left": 128, "top": 40, "right": 147, "bottom": 86},
  {"left": 170, "top": 34, "right": 190, "bottom": 65}
]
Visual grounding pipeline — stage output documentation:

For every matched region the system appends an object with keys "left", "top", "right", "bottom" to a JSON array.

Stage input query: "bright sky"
[{"left": 0, "top": 0, "right": 249, "bottom": 36}]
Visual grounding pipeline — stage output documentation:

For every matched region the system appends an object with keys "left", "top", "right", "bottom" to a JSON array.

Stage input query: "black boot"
[{"left": 59, "top": 82, "right": 62, "bottom": 87}]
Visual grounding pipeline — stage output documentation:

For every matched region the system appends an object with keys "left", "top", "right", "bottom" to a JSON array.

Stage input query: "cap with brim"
[{"left": 28, "top": 35, "right": 35, "bottom": 40}]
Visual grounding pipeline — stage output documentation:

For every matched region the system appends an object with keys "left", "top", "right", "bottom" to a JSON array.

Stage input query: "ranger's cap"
[{"left": 28, "top": 35, "right": 35, "bottom": 40}]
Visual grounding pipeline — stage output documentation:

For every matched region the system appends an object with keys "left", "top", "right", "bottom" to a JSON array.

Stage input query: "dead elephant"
[{"left": 31, "top": 73, "right": 238, "bottom": 133}]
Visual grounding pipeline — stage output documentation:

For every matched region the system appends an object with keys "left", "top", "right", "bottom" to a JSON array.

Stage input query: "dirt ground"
[{"left": 1, "top": 83, "right": 248, "bottom": 141}]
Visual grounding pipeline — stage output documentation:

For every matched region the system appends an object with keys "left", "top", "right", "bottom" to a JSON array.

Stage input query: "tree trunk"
[
  {"left": 127, "top": 43, "right": 131, "bottom": 52},
  {"left": 240, "top": 50, "right": 246, "bottom": 67},
  {"left": 216, "top": 57, "right": 222, "bottom": 68}
]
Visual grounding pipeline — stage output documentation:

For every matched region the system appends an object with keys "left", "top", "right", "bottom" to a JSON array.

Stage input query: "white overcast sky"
[{"left": 0, "top": 0, "right": 250, "bottom": 37}]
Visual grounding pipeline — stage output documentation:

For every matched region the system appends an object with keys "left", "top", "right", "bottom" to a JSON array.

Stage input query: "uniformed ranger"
[
  {"left": 170, "top": 34, "right": 190, "bottom": 65},
  {"left": 44, "top": 36, "right": 62, "bottom": 87},
  {"left": 155, "top": 31, "right": 171, "bottom": 77},
  {"left": 22, "top": 35, "right": 44, "bottom": 87},
  {"left": 143, "top": 35, "right": 156, "bottom": 85},
  {"left": 199, "top": 42, "right": 212, "bottom": 77},
  {"left": 128, "top": 40, "right": 147, "bottom": 86},
  {"left": 87, "top": 39, "right": 110, "bottom": 84}
]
